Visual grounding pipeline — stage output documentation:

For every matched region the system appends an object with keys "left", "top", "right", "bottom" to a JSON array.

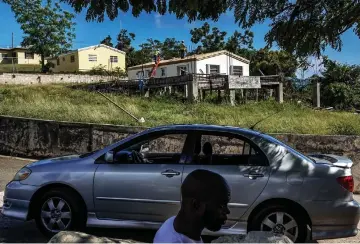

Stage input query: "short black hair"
[{"left": 181, "top": 169, "right": 230, "bottom": 202}]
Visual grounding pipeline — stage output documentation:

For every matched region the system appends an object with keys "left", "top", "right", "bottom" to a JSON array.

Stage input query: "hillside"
[{"left": 0, "top": 84, "right": 359, "bottom": 135}]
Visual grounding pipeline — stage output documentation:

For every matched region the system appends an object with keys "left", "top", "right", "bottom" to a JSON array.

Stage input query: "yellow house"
[
  {"left": 0, "top": 46, "right": 41, "bottom": 65},
  {"left": 46, "top": 44, "right": 126, "bottom": 73}
]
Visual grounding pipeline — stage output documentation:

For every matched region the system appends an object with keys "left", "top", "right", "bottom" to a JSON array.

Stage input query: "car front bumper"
[
  {"left": 307, "top": 199, "right": 360, "bottom": 240},
  {"left": 1, "top": 181, "right": 38, "bottom": 221}
]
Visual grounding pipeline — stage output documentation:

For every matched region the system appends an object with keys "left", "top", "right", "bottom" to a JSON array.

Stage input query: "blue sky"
[{"left": 1, "top": 1, "right": 359, "bottom": 70}]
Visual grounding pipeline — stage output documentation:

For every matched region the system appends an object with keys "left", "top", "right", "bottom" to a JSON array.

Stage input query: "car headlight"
[{"left": 13, "top": 167, "right": 32, "bottom": 181}]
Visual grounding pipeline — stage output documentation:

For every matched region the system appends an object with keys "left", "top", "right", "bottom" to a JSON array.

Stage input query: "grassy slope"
[{"left": 0, "top": 84, "right": 360, "bottom": 135}]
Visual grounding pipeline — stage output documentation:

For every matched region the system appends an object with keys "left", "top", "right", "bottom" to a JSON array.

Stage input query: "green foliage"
[
  {"left": 250, "top": 48, "right": 299, "bottom": 77},
  {"left": 89, "top": 65, "right": 107, "bottom": 75},
  {"left": 189, "top": 22, "right": 253, "bottom": 55},
  {"left": 59, "top": 0, "right": 360, "bottom": 58},
  {"left": 2, "top": 84, "right": 360, "bottom": 135},
  {"left": 320, "top": 58, "right": 360, "bottom": 109},
  {"left": 116, "top": 29, "right": 136, "bottom": 53},
  {"left": 7, "top": 0, "right": 75, "bottom": 72},
  {"left": 100, "top": 35, "right": 113, "bottom": 47}
]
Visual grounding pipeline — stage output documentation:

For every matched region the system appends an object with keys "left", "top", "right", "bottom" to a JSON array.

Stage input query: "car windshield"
[{"left": 79, "top": 149, "right": 100, "bottom": 158}]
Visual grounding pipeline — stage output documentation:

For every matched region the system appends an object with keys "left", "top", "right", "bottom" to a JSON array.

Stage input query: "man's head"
[{"left": 180, "top": 169, "right": 231, "bottom": 232}]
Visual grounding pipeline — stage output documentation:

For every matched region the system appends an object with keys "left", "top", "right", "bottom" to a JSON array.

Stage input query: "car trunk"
[
  {"left": 308, "top": 154, "right": 354, "bottom": 201},
  {"left": 308, "top": 154, "right": 353, "bottom": 169}
]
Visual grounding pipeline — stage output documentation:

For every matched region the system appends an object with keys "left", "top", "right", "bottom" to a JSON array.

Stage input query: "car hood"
[
  {"left": 308, "top": 154, "right": 353, "bottom": 168},
  {"left": 26, "top": 154, "right": 80, "bottom": 168}
]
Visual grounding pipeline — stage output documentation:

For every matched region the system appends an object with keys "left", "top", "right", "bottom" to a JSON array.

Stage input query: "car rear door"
[
  {"left": 183, "top": 130, "right": 270, "bottom": 228},
  {"left": 93, "top": 131, "right": 189, "bottom": 223}
]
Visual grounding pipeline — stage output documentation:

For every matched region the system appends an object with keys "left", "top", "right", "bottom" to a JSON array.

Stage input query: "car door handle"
[
  {"left": 244, "top": 173, "right": 264, "bottom": 179},
  {"left": 161, "top": 169, "right": 180, "bottom": 178}
]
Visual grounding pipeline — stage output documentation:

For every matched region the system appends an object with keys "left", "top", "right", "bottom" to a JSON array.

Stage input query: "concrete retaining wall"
[
  {"left": 0, "top": 73, "right": 126, "bottom": 85},
  {"left": 1, "top": 115, "right": 360, "bottom": 192}
]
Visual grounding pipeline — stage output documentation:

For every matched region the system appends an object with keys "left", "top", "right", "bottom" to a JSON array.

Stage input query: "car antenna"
[{"left": 249, "top": 109, "right": 283, "bottom": 131}]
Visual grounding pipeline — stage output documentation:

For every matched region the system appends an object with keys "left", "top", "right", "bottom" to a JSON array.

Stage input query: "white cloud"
[
  {"left": 154, "top": 13, "right": 162, "bottom": 28},
  {"left": 296, "top": 56, "right": 325, "bottom": 78}
]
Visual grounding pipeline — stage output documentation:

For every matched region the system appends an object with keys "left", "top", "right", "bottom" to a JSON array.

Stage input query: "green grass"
[
  {"left": 1, "top": 84, "right": 360, "bottom": 135},
  {"left": 0, "top": 64, "right": 41, "bottom": 73}
]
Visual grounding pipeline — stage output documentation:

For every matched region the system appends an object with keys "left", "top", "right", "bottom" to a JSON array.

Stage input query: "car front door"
[
  {"left": 183, "top": 131, "right": 270, "bottom": 229},
  {"left": 93, "top": 131, "right": 189, "bottom": 223}
]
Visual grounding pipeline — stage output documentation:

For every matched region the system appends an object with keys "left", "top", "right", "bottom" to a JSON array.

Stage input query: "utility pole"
[{"left": 12, "top": 32, "right": 15, "bottom": 73}]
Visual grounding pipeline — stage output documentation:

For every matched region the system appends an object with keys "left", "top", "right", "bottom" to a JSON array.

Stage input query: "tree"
[
  {"left": 7, "top": 0, "right": 75, "bottom": 72},
  {"left": 250, "top": 48, "right": 299, "bottom": 77},
  {"left": 115, "top": 29, "right": 136, "bottom": 53},
  {"left": 60, "top": 0, "right": 360, "bottom": 57},
  {"left": 190, "top": 22, "right": 227, "bottom": 53},
  {"left": 100, "top": 35, "right": 113, "bottom": 47},
  {"left": 189, "top": 22, "right": 254, "bottom": 57}
]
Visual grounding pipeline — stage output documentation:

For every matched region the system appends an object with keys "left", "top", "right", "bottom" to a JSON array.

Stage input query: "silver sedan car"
[{"left": 2, "top": 124, "right": 359, "bottom": 242}]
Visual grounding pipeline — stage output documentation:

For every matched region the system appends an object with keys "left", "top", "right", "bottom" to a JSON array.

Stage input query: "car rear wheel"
[
  {"left": 35, "top": 188, "right": 86, "bottom": 237},
  {"left": 248, "top": 205, "right": 308, "bottom": 243}
]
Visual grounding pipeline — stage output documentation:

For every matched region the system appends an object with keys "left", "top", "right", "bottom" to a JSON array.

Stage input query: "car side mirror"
[{"left": 104, "top": 151, "right": 114, "bottom": 163}]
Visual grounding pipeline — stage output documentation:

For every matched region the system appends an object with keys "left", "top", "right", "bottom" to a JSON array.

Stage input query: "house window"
[
  {"left": 25, "top": 52, "right": 34, "bottom": 59},
  {"left": 136, "top": 71, "right": 145, "bottom": 78},
  {"left": 177, "top": 66, "right": 187, "bottom": 75},
  {"left": 88, "top": 54, "right": 97, "bottom": 62},
  {"left": 209, "top": 65, "right": 220, "bottom": 74},
  {"left": 71, "top": 55, "right": 75, "bottom": 63},
  {"left": 161, "top": 68, "right": 166, "bottom": 77},
  {"left": 231, "top": 66, "right": 243, "bottom": 76},
  {"left": 110, "top": 56, "right": 118, "bottom": 63},
  {"left": 57, "top": 58, "right": 60, "bottom": 65}
]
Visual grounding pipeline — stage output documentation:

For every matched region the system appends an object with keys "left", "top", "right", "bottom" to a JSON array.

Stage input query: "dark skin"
[{"left": 173, "top": 172, "right": 231, "bottom": 241}]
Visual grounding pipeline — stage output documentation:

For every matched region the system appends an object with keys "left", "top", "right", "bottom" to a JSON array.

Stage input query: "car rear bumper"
[
  {"left": 1, "top": 181, "right": 38, "bottom": 221},
  {"left": 306, "top": 199, "right": 360, "bottom": 240},
  {"left": 312, "top": 224, "right": 358, "bottom": 240}
]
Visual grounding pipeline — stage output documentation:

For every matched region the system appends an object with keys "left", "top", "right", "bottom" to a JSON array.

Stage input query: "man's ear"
[{"left": 192, "top": 199, "right": 206, "bottom": 215}]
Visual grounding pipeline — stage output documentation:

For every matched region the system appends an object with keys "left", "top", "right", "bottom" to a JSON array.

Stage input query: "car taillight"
[{"left": 337, "top": 176, "right": 354, "bottom": 192}]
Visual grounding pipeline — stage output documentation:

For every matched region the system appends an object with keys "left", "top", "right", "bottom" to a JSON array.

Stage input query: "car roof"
[{"left": 143, "top": 124, "right": 261, "bottom": 137}]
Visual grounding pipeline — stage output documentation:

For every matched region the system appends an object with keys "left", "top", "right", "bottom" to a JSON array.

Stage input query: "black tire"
[
  {"left": 248, "top": 204, "right": 308, "bottom": 243},
  {"left": 34, "top": 188, "right": 86, "bottom": 238}
]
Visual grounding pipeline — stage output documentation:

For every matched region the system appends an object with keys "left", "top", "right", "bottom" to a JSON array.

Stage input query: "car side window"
[
  {"left": 192, "top": 133, "right": 267, "bottom": 166},
  {"left": 114, "top": 133, "right": 188, "bottom": 164}
]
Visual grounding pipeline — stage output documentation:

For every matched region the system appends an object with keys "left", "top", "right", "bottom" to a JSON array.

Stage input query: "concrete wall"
[
  {"left": 0, "top": 73, "right": 121, "bottom": 85},
  {"left": 1, "top": 115, "right": 360, "bottom": 192}
]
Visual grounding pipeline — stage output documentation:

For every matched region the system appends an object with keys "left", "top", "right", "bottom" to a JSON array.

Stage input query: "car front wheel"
[
  {"left": 248, "top": 205, "right": 308, "bottom": 243},
  {"left": 35, "top": 188, "right": 86, "bottom": 237}
]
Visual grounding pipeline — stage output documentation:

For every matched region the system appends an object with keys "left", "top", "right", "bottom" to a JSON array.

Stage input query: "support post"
[
  {"left": 313, "top": 80, "right": 320, "bottom": 108},
  {"left": 229, "top": 90, "right": 236, "bottom": 106},
  {"left": 255, "top": 89, "right": 259, "bottom": 102},
  {"left": 269, "top": 89, "right": 273, "bottom": 98},
  {"left": 145, "top": 88, "right": 150, "bottom": 98},
  {"left": 276, "top": 82, "right": 283, "bottom": 103},
  {"left": 202, "top": 89, "right": 206, "bottom": 101},
  {"left": 184, "top": 85, "right": 188, "bottom": 98},
  {"left": 187, "top": 76, "right": 198, "bottom": 102}
]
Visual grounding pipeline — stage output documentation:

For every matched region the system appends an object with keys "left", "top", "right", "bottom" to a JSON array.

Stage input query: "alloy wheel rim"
[
  {"left": 41, "top": 197, "right": 72, "bottom": 233},
  {"left": 260, "top": 211, "right": 298, "bottom": 242}
]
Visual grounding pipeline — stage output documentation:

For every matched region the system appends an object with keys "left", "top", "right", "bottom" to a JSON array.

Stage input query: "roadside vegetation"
[{"left": 0, "top": 84, "right": 359, "bottom": 135}]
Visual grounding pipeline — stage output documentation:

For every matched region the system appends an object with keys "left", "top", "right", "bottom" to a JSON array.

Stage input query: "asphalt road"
[{"left": 0, "top": 155, "right": 360, "bottom": 243}]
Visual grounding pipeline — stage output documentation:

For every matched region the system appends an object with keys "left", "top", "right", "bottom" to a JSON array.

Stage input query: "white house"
[{"left": 127, "top": 50, "right": 250, "bottom": 79}]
